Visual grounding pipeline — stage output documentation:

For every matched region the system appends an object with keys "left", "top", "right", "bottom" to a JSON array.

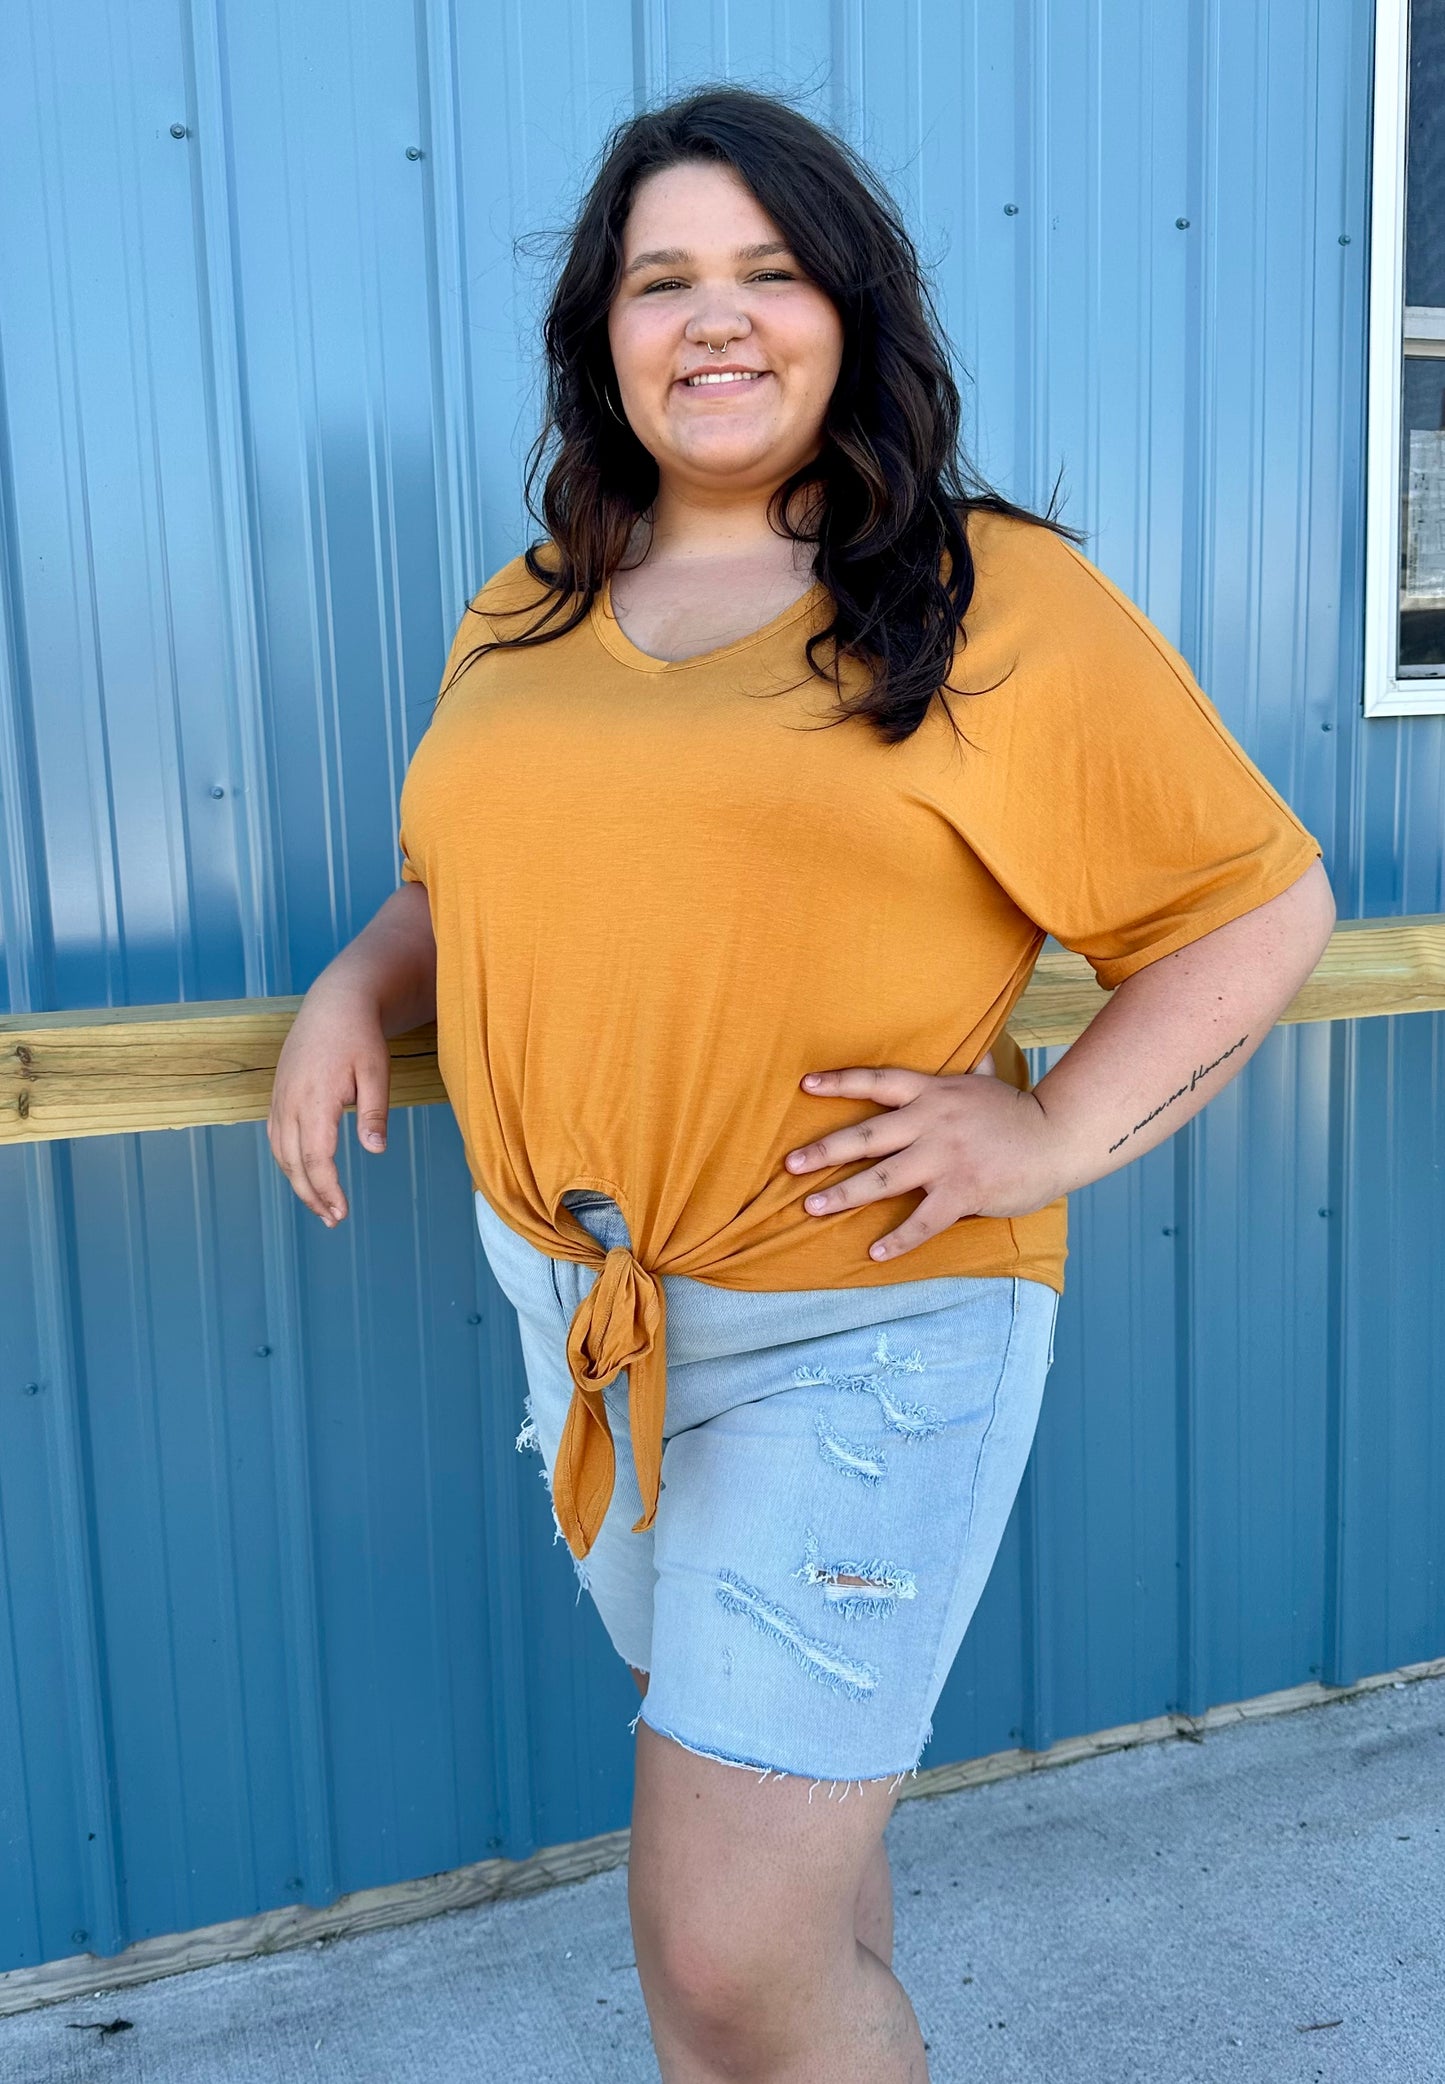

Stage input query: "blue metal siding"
[{"left": 1, "top": 0, "right": 1438, "bottom": 1977}]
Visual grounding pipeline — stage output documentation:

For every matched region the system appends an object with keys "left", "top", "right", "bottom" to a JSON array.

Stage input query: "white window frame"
[{"left": 1365, "top": 0, "right": 1445, "bottom": 715}]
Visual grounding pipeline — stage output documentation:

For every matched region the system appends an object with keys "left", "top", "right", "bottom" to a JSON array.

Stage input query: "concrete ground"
[{"left": 3, "top": 1674, "right": 1441, "bottom": 2083}]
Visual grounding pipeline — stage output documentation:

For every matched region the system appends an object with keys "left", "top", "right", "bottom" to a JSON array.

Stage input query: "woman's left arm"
[
  {"left": 786, "top": 858, "right": 1337, "bottom": 1260},
  {"left": 1027, "top": 855, "right": 1336, "bottom": 1193}
]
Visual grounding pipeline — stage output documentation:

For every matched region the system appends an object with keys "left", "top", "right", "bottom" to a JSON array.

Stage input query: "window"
[{"left": 1366, "top": 0, "right": 1445, "bottom": 714}]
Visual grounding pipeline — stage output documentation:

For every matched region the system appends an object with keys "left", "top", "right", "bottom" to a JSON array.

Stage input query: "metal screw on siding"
[
  {"left": 466, "top": 1313, "right": 481, "bottom": 1326},
  {"left": 72, "top": 1929, "right": 88, "bottom": 1945},
  {"left": 1318, "top": 1208, "right": 1331, "bottom": 1219},
  {"left": 21, "top": 1382, "right": 41, "bottom": 1396},
  {"left": 1003, "top": 203, "right": 1019, "bottom": 216},
  {"left": 210, "top": 784, "right": 226, "bottom": 798},
  {"left": 1339, "top": 234, "right": 1351, "bottom": 244},
  {"left": 1175, "top": 217, "right": 1190, "bottom": 229},
  {"left": 170, "top": 124, "right": 189, "bottom": 139},
  {"left": 1161, "top": 1226, "right": 1175, "bottom": 1236},
  {"left": 405, "top": 146, "right": 424, "bottom": 160},
  {"left": 1322, "top": 722, "right": 1332, "bottom": 731},
  {"left": 255, "top": 1344, "right": 272, "bottom": 1357}
]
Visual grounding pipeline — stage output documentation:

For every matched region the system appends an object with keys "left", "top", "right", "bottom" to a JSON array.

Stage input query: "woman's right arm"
[{"left": 266, "top": 880, "right": 436, "bottom": 1227}]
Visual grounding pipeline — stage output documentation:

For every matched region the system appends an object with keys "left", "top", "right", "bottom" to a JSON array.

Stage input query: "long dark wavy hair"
[{"left": 441, "top": 85, "right": 1087, "bottom": 744}]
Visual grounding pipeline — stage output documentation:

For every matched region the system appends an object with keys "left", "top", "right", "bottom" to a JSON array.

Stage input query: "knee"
[{"left": 637, "top": 1916, "right": 800, "bottom": 2067}]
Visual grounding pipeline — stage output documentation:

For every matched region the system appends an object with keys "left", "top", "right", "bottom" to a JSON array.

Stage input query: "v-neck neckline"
[{"left": 589, "top": 572, "right": 828, "bottom": 674}]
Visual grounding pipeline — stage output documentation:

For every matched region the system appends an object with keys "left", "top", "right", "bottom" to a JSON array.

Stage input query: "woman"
[{"left": 269, "top": 87, "right": 1335, "bottom": 2084}]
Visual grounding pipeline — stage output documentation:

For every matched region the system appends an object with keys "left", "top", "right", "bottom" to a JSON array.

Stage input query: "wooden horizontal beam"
[
  {"left": 1002, "top": 912, "right": 1445, "bottom": 1046},
  {"left": 2, "top": 915, "right": 1442, "bottom": 1147}
]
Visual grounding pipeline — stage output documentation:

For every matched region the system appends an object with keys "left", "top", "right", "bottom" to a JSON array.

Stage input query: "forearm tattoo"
[{"left": 1106, "top": 1033, "right": 1249, "bottom": 1155}]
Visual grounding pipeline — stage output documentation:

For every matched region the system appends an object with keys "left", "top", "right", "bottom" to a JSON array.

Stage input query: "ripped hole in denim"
[
  {"left": 792, "top": 1328, "right": 944, "bottom": 1440},
  {"left": 714, "top": 1570, "right": 879, "bottom": 1700},
  {"left": 792, "top": 1528, "right": 917, "bottom": 1619}
]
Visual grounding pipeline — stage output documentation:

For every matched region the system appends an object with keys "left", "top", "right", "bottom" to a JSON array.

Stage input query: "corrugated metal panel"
[{"left": 1, "top": 0, "right": 1437, "bottom": 1977}]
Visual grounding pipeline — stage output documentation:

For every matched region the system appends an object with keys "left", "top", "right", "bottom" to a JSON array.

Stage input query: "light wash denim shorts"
[{"left": 474, "top": 1187, "right": 1059, "bottom": 1793}]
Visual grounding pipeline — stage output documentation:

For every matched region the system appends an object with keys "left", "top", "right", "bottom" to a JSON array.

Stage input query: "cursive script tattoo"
[{"left": 1106, "top": 1034, "right": 1250, "bottom": 1154}]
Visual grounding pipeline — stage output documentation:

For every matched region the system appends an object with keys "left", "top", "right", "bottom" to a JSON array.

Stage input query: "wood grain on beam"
[
  {"left": 0, "top": 1000, "right": 447, "bottom": 1145},
  {"left": 3, "top": 916, "right": 1442, "bottom": 1147},
  {"left": 1004, "top": 914, "right": 1445, "bottom": 1047}
]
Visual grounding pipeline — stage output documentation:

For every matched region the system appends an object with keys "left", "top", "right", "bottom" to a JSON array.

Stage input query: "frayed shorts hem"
[{"left": 632, "top": 1701, "right": 932, "bottom": 1801}]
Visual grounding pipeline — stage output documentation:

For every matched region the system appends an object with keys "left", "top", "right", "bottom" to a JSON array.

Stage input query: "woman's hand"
[
  {"left": 786, "top": 863, "right": 1338, "bottom": 1265},
  {"left": 267, "top": 983, "right": 395, "bottom": 1228},
  {"left": 267, "top": 880, "right": 437, "bottom": 1227},
  {"left": 783, "top": 1051, "right": 1067, "bottom": 1262}
]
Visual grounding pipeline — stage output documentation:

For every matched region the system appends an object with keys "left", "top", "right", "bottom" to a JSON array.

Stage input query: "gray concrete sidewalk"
[{"left": 4, "top": 1674, "right": 1441, "bottom": 2083}]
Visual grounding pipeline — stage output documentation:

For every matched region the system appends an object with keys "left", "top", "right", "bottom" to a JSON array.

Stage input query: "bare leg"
[
  {"left": 853, "top": 1835, "right": 895, "bottom": 1966},
  {"left": 628, "top": 1665, "right": 893, "bottom": 1966},
  {"left": 627, "top": 1718, "right": 929, "bottom": 2083},
  {"left": 629, "top": 1658, "right": 892, "bottom": 1967}
]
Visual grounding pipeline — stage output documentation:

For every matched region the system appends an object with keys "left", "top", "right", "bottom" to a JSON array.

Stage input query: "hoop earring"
[{"left": 590, "top": 370, "right": 628, "bottom": 428}]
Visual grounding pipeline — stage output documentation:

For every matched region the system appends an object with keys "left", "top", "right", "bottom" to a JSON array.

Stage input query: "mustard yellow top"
[{"left": 398, "top": 508, "right": 1322, "bottom": 1558}]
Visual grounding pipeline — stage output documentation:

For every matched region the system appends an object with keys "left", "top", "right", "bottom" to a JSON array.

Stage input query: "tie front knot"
[
  {"left": 554, "top": 1245, "right": 669, "bottom": 1561},
  {"left": 567, "top": 1244, "right": 662, "bottom": 1387}
]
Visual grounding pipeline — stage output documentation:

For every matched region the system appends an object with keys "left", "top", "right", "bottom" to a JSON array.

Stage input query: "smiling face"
[{"left": 605, "top": 159, "right": 845, "bottom": 508}]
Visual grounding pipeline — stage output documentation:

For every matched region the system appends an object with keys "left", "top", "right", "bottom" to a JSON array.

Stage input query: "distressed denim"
[{"left": 475, "top": 1187, "right": 1060, "bottom": 1793}]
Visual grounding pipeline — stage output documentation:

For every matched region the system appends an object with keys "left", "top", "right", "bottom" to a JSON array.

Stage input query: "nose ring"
[{"left": 703, "top": 317, "right": 745, "bottom": 357}]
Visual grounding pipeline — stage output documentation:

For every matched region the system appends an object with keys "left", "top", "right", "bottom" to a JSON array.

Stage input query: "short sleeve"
[
  {"left": 947, "top": 529, "right": 1324, "bottom": 991},
  {"left": 433, "top": 587, "right": 495, "bottom": 709},
  {"left": 395, "top": 588, "right": 495, "bottom": 889}
]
